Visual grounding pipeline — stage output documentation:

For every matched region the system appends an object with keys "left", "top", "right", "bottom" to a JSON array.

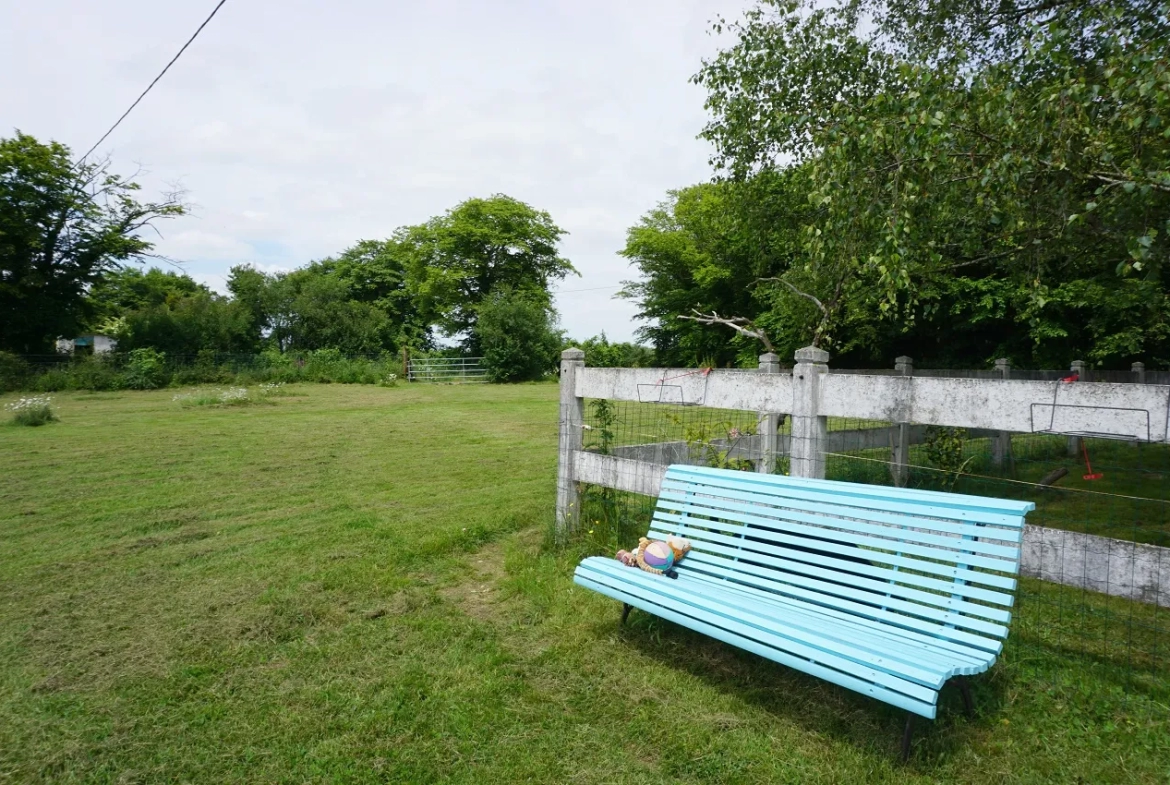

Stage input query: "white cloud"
[{"left": 2, "top": 0, "right": 751, "bottom": 343}]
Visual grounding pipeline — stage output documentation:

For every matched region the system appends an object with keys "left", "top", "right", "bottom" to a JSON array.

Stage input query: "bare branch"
[
  {"left": 1090, "top": 172, "right": 1170, "bottom": 193},
  {"left": 755, "top": 277, "right": 829, "bottom": 318},
  {"left": 678, "top": 309, "right": 775, "bottom": 353}
]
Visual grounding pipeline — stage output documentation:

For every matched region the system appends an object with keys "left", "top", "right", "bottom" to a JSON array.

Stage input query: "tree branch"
[
  {"left": 678, "top": 309, "right": 774, "bottom": 353},
  {"left": 755, "top": 277, "right": 830, "bottom": 318}
]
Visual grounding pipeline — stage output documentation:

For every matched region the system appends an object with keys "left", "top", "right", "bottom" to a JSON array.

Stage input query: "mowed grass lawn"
[{"left": 1, "top": 384, "right": 1167, "bottom": 784}]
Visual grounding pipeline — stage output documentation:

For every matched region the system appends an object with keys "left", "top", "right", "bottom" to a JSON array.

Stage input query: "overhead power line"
[{"left": 77, "top": 0, "right": 229, "bottom": 164}]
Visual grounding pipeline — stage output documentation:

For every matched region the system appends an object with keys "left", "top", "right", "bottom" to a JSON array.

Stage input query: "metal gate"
[{"left": 407, "top": 356, "right": 487, "bottom": 383}]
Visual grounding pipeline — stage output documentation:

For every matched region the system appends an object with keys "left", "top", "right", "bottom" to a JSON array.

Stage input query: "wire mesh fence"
[{"left": 570, "top": 391, "right": 1169, "bottom": 702}]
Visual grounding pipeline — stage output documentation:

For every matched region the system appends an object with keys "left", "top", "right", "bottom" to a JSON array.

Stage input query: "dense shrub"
[
  {"left": 33, "top": 368, "right": 70, "bottom": 392},
  {"left": 475, "top": 289, "right": 562, "bottom": 383},
  {"left": 3, "top": 348, "right": 403, "bottom": 391},
  {"left": 0, "top": 352, "right": 32, "bottom": 392},
  {"left": 123, "top": 348, "right": 169, "bottom": 390},
  {"left": 67, "top": 355, "right": 125, "bottom": 391}
]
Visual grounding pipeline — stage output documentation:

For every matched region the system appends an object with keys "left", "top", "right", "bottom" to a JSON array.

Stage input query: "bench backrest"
[{"left": 648, "top": 465, "right": 1035, "bottom": 654}]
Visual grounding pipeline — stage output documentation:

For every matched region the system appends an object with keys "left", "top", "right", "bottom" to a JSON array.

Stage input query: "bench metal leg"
[
  {"left": 620, "top": 603, "right": 633, "bottom": 625},
  {"left": 957, "top": 677, "right": 975, "bottom": 719},
  {"left": 900, "top": 713, "right": 914, "bottom": 762}
]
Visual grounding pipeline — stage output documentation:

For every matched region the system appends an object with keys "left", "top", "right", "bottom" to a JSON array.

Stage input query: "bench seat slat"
[
  {"left": 658, "top": 486, "right": 1023, "bottom": 555},
  {"left": 678, "top": 545, "right": 1012, "bottom": 625},
  {"left": 577, "top": 560, "right": 951, "bottom": 700},
  {"left": 682, "top": 569, "right": 995, "bottom": 667},
  {"left": 665, "top": 467, "right": 1033, "bottom": 527},
  {"left": 574, "top": 571, "right": 941, "bottom": 719},
  {"left": 653, "top": 512, "right": 1018, "bottom": 591},
  {"left": 657, "top": 497, "right": 1020, "bottom": 573},
  {"left": 673, "top": 568, "right": 996, "bottom": 674},
  {"left": 649, "top": 519, "right": 1016, "bottom": 607},
  {"left": 595, "top": 558, "right": 996, "bottom": 674}
]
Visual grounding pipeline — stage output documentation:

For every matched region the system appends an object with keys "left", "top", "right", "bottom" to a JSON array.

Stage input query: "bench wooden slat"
[
  {"left": 658, "top": 486, "right": 1023, "bottom": 555},
  {"left": 665, "top": 467, "right": 1032, "bottom": 527},
  {"left": 579, "top": 559, "right": 950, "bottom": 696},
  {"left": 672, "top": 567, "right": 995, "bottom": 675},
  {"left": 657, "top": 496, "right": 1020, "bottom": 573},
  {"left": 682, "top": 569, "right": 995, "bottom": 668},
  {"left": 575, "top": 571, "right": 941, "bottom": 718},
  {"left": 653, "top": 512, "right": 1017, "bottom": 591},
  {"left": 649, "top": 517, "right": 1016, "bottom": 607},
  {"left": 678, "top": 545, "right": 1012, "bottom": 625},
  {"left": 670, "top": 465, "right": 1035, "bottom": 517},
  {"left": 649, "top": 539, "right": 1009, "bottom": 643},
  {"left": 576, "top": 560, "right": 955, "bottom": 699}
]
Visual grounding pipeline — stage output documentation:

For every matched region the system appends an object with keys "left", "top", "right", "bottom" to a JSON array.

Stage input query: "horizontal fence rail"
[
  {"left": 557, "top": 348, "right": 1170, "bottom": 608},
  {"left": 407, "top": 357, "right": 487, "bottom": 384}
]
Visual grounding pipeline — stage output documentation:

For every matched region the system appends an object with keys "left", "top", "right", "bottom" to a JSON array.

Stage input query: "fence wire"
[{"left": 570, "top": 395, "right": 1168, "bottom": 701}]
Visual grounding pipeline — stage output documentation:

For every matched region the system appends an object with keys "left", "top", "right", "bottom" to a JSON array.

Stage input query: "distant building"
[{"left": 56, "top": 334, "right": 118, "bottom": 354}]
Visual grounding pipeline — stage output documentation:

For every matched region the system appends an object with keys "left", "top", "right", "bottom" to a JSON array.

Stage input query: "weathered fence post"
[
  {"left": 1133, "top": 362, "right": 1146, "bottom": 384},
  {"left": 1068, "top": 359, "right": 1087, "bottom": 456},
  {"left": 790, "top": 346, "right": 829, "bottom": 479},
  {"left": 556, "top": 348, "right": 585, "bottom": 541},
  {"left": 757, "top": 352, "right": 781, "bottom": 474},
  {"left": 891, "top": 356, "right": 913, "bottom": 487},
  {"left": 992, "top": 358, "right": 1013, "bottom": 468}
]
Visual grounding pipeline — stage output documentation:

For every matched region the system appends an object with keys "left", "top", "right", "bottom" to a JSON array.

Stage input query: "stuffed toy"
[{"left": 615, "top": 535, "right": 692, "bottom": 579}]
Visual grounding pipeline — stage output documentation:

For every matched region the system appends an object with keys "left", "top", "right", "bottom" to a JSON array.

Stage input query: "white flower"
[{"left": 5, "top": 395, "right": 52, "bottom": 412}]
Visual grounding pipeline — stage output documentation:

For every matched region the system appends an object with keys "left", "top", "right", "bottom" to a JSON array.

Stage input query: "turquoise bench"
[{"left": 573, "top": 465, "right": 1034, "bottom": 759}]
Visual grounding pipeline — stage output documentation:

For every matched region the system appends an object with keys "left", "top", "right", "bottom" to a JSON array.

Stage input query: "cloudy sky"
[{"left": 2, "top": 0, "right": 751, "bottom": 343}]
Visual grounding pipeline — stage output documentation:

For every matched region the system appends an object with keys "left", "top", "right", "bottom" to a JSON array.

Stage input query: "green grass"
[{"left": 1, "top": 385, "right": 1168, "bottom": 783}]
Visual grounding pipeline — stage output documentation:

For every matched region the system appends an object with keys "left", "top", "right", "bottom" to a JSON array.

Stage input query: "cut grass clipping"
[
  {"left": 0, "top": 384, "right": 1166, "bottom": 784},
  {"left": 171, "top": 382, "right": 291, "bottom": 408}
]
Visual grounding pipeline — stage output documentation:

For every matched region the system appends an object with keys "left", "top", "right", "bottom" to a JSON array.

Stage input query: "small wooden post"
[
  {"left": 757, "top": 352, "right": 781, "bottom": 474},
  {"left": 991, "top": 359, "right": 1013, "bottom": 469},
  {"left": 1068, "top": 359, "right": 1086, "bottom": 456},
  {"left": 891, "top": 356, "right": 912, "bottom": 487},
  {"left": 556, "top": 348, "right": 586, "bottom": 540}
]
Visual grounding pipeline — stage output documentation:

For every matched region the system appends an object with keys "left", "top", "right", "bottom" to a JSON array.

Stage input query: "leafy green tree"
[
  {"left": 620, "top": 172, "right": 811, "bottom": 366},
  {"left": 115, "top": 291, "right": 254, "bottom": 356},
  {"left": 400, "top": 195, "right": 576, "bottom": 349},
  {"left": 475, "top": 287, "right": 563, "bottom": 382},
  {"left": 226, "top": 264, "right": 273, "bottom": 349},
  {"left": 0, "top": 133, "right": 185, "bottom": 353},
  {"left": 86, "top": 267, "right": 207, "bottom": 327},
  {"left": 571, "top": 333, "right": 657, "bottom": 367},
  {"left": 282, "top": 272, "right": 393, "bottom": 355},
  {"left": 690, "top": 0, "right": 1170, "bottom": 367}
]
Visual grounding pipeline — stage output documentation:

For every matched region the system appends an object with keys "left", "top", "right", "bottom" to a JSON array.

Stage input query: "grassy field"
[{"left": 1, "top": 385, "right": 1168, "bottom": 783}]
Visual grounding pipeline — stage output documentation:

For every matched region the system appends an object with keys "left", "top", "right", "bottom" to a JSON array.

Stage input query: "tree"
[
  {"left": 400, "top": 195, "right": 576, "bottom": 349},
  {"left": 475, "top": 287, "right": 563, "bottom": 382},
  {"left": 689, "top": 0, "right": 1170, "bottom": 367},
  {"left": 87, "top": 267, "right": 206, "bottom": 327},
  {"left": 115, "top": 290, "right": 255, "bottom": 356},
  {"left": 620, "top": 171, "right": 812, "bottom": 366},
  {"left": 0, "top": 132, "right": 185, "bottom": 353},
  {"left": 282, "top": 271, "right": 393, "bottom": 355},
  {"left": 570, "top": 333, "right": 656, "bottom": 367}
]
